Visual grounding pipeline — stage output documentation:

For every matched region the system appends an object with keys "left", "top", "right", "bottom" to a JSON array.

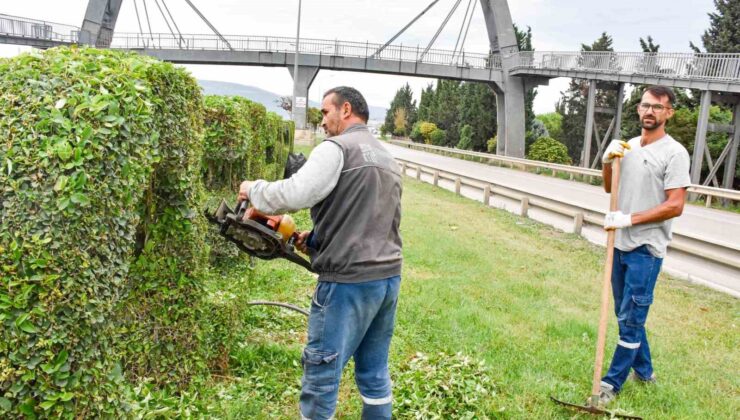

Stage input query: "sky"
[{"left": 0, "top": 0, "right": 718, "bottom": 115}]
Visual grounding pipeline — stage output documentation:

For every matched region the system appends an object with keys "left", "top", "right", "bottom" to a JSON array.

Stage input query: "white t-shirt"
[{"left": 615, "top": 134, "right": 691, "bottom": 257}]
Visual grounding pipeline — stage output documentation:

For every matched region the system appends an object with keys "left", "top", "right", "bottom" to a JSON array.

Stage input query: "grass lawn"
[{"left": 200, "top": 176, "right": 739, "bottom": 419}]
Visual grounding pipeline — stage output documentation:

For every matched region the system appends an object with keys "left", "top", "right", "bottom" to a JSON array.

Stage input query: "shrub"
[
  {"left": 429, "top": 128, "right": 447, "bottom": 146},
  {"left": 526, "top": 136, "right": 572, "bottom": 165},
  {"left": 203, "top": 95, "right": 254, "bottom": 190},
  {"left": 487, "top": 136, "right": 497, "bottom": 153},
  {"left": 0, "top": 46, "right": 207, "bottom": 417},
  {"left": 457, "top": 125, "right": 474, "bottom": 150}
]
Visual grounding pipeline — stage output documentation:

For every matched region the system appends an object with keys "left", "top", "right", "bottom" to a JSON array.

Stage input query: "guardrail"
[
  {"left": 388, "top": 140, "right": 740, "bottom": 207},
  {"left": 0, "top": 13, "right": 82, "bottom": 43},
  {"left": 395, "top": 158, "right": 740, "bottom": 272},
  {"left": 512, "top": 51, "right": 740, "bottom": 82},
  {"left": 109, "top": 32, "right": 496, "bottom": 69}
]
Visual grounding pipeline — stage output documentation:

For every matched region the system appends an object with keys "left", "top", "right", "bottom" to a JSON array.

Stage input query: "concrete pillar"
[
  {"left": 724, "top": 101, "right": 740, "bottom": 190},
  {"left": 691, "top": 90, "right": 712, "bottom": 185},
  {"left": 480, "top": 0, "right": 526, "bottom": 158},
  {"left": 495, "top": 88, "right": 506, "bottom": 155},
  {"left": 582, "top": 80, "right": 597, "bottom": 167},
  {"left": 288, "top": 65, "right": 319, "bottom": 130},
  {"left": 81, "top": 0, "right": 123, "bottom": 47},
  {"left": 614, "top": 82, "right": 625, "bottom": 140}
]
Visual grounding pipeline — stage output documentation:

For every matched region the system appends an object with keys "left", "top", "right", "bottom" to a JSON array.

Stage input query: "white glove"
[
  {"left": 604, "top": 211, "right": 632, "bottom": 230},
  {"left": 602, "top": 140, "right": 631, "bottom": 164}
]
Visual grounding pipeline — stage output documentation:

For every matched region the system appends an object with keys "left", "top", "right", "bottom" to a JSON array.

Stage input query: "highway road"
[{"left": 383, "top": 142, "right": 740, "bottom": 297}]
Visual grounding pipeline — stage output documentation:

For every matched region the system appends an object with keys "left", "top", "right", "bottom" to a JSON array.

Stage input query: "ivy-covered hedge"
[
  {"left": 203, "top": 95, "right": 293, "bottom": 190},
  {"left": 0, "top": 47, "right": 208, "bottom": 417}
]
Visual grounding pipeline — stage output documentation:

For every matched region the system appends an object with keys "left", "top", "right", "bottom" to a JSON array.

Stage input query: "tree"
[
  {"left": 276, "top": 96, "right": 292, "bottom": 113},
  {"left": 457, "top": 124, "right": 474, "bottom": 150},
  {"left": 527, "top": 136, "right": 572, "bottom": 165},
  {"left": 515, "top": 24, "right": 538, "bottom": 152},
  {"left": 557, "top": 32, "right": 618, "bottom": 165},
  {"left": 417, "top": 83, "right": 436, "bottom": 122},
  {"left": 536, "top": 113, "right": 562, "bottom": 140},
  {"left": 393, "top": 108, "right": 408, "bottom": 136},
  {"left": 383, "top": 83, "right": 417, "bottom": 136},
  {"left": 428, "top": 80, "right": 461, "bottom": 146},
  {"left": 307, "top": 107, "right": 322, "bottom": 131},
  {"left": 690, "top": 0, "right": 740, "bottom": 53},
  {"left": 457, "top": 82, "right": 497, "bottom": 151}
]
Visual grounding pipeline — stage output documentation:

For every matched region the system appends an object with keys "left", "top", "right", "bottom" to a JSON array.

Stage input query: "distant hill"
[{"left": 197, "top": 79, "right": 387, "bottom": 122}]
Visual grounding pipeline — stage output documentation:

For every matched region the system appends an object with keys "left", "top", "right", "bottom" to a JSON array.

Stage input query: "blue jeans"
[
  {"left": 299, "top": 275, "right": 401, "bottom": 420},
  {"left": 602, "top": 245, "right": 662, "bottom": 392}
]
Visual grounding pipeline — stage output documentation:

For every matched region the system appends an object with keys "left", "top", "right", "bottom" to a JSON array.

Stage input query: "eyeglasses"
[{"left": 638, "top": 103, "right": 672, "bottom": 112}]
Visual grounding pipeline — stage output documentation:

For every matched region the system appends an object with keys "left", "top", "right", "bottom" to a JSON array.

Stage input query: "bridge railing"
[
  {"left": 108, "top": 32, "right": 497, "bottom": 69},
  {"left": 513, "top": 51, "right": 740, "bottom": 81},
  {"left": 0, "top": 13, "right": 82, "bottom": 43}
]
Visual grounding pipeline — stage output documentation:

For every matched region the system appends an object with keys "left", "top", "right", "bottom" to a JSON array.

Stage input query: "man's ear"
[{"left": 342, "top": 102, "right": 352, "bottom": 118}]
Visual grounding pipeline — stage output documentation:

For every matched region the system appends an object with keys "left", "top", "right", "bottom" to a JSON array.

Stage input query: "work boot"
[
  {"left": 588, "top": 381, "right": 617, "bottom": 407},
  {"left": 629, "top": 371, "right": 657, "bottom": 384}
]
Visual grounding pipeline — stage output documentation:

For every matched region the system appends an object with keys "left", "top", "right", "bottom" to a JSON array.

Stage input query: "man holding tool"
[
  {"left": 238, "top": 86, "right": 403, "bottom": 420},
  {"left": 598, "top": 85, "right": 691, "bottom": 405}
]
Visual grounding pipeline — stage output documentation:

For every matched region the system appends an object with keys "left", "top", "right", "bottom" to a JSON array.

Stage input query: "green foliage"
[
  {"left": 457, "top": 124, "right": 474, "bottom": 150},
  {"left": 203, "top": 96, "right": 292, "bottom": 190},
  {"left": 527, "top": 136, "right": 573, "bottom": 165},
  {"left": 556, "top": 32, "right": 617, "bottom": 165},
  {"left": 691, "top": 0, "right": 740, "bottom": 53},
  {"left": 383, "top": 83, "right": 417, "bottom": 136},
  {"left": 0, "top": 46, "right": 207, "bottom": 416},
  {"left": 203, "top": 95, "right": 254, "bottom": 190},
  {"left": 393, "top": 352, "right": 495, "bottom": 419},
  {"left": 457, "top": 82, "right": 497, "bottom": 151},
  {"left": 487, "top": 136, "right": 497, "bottom": 153},
  {"left": 307, "top": 106, "right": 322, "bottom": 130},
  {"left": 429, "top": 128, "right": 447, "bottom": 146},
  {"left": 535, "top": 112, "right": 563, "bottom": 141}
]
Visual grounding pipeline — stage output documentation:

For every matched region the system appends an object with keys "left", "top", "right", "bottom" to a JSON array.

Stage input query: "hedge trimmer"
[
  {"left": 205, "top": 198, "right": 313, "bottom": 272},
  {"left": 205, "top": 198, "right": 313, "bottom": 316}
]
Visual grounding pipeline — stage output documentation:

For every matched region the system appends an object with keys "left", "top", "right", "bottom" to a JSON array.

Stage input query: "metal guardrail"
[
  {"left": 108, "top": 32, "right": 496, "bottom": 69},
  {"left": 396, "top": 158, "right": 740, "bottom": 272},
  {"left": 0, "top": 13, "right": 82, "bottom": 43},
  {"left": 388, "top": 140, "right": 740, "bottom": 207},
  {"left": 513, "top": 51, "right": 740, "bottom": 82}
]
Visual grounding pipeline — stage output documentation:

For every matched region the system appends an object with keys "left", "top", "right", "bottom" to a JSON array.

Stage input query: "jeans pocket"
[
  {"left": 302, "top": 348, "right": 339, "bottom": 392},
  {"left": 626, "top": 294, "right": 653, "bottom": 327},
  {"left": 312, "top": 281, "right": 335, "bottom": 310}
]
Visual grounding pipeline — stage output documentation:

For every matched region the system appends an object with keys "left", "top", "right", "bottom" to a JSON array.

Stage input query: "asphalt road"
[{"left": 383, "top": 142, "right": 740, "bottom": 297}]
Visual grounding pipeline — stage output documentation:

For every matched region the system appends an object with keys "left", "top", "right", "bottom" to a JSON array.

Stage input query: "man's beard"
[{"left": 641, "top": 117, "right": 661, "bottom": 130}]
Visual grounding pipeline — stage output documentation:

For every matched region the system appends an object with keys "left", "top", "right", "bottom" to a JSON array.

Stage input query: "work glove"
[
  {"left": 604, "top": 211, "right": 632, "bottom": 230},
  {"left": 602, "top": 140, "right": 631, "bottom": 164}
]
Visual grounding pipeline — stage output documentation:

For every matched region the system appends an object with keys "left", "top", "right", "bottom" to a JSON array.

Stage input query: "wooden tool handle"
[{"left": 591, "top": 157, "right": 620, "bottom": 399}]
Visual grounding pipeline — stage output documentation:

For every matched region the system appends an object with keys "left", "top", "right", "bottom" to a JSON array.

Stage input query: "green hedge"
[
  {"left": 0, "top": 47, "right": 207, "bottom": 417},
  {"left": 203, "top": 95, "right": 293, "bottom": 190}
]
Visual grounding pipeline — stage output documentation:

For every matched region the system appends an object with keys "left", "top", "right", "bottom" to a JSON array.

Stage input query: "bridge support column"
[
  {"left": 490, "top": 83, "right": 506, "bottom": 155},
  {"left": 691, "top": 90, "right": 712, "bottom": 186},
  {"left": 614, "top": 82, "right": 625, "bottom": 140},
  {"left": 288, "top": 65, "right": 319, "bottom": 130},
  {"left": 724, "top": 101, "right": 740, "bottom": 190},
  {"left": 81, "top": 0, "right": 123, "bottom": 47},
  {"left": 480, "top": 0, "right": 526, "bottom": 158},
  {"left": 582, "top": 80, "right": 597, "bottom": 167}
]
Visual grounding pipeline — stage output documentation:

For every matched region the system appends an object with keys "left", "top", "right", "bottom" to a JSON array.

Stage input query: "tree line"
[{"left": 381, "top": 0, "right": 739, "bottom": 187}]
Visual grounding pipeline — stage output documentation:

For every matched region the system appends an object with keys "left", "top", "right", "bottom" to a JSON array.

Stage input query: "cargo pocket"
[
  {"left": 626, "top": 295, "right": 653, "bottom": 327},
  {"left": 301, "top": 348, "right": 339, "bottom": 392}
]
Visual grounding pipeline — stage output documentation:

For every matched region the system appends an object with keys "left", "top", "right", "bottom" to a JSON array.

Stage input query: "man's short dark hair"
[
  {"left": 644, "top": 85, "right": 675, "bottom": 106},
  {"left": 323, "top": 86, "right": 369, "bottom": 122}
]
